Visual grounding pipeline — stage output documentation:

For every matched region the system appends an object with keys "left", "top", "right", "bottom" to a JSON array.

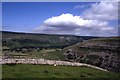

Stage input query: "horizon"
[
  {"left": 2, "top": 30, "right": 119, "bottom": 38},
  {"left": 2, "top": 2, "right": 119, "bottom": 37}
]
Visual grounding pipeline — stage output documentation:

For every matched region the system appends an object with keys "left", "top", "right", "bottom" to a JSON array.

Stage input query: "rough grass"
[
  {"left": 2, "top": 64, "right": 119, "bottom": 78},
  {"left": 28, "top": 50, "right": 65, "bottom": 60},
  {"left": 3, "top": 49, "right": 66, "bottom": 60}
]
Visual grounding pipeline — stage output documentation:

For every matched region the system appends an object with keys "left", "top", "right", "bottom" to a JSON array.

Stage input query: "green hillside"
[
  {"left": 2, "top": 31, "right": 97, "bottom": 51},
  {"left": 2, "top": 31, "right": 98, "bottom": 60},
  {"left": 64, "top": 37, "right": 120, "bottom": 72},
  {"left": 2, "top": 31, "right": 120, "bottom": 79}
]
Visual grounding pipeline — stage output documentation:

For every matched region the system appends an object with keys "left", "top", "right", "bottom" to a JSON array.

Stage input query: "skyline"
[{"left": 2, "top": 2, "right": 119, "bottom": 36}]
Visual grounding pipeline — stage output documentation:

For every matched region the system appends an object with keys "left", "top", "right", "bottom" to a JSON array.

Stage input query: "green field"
[
  {"left": 2, "top": 64, "right": 119, "bottom": 78},
  {"left": 3, "top": 49, "right": 66, "bottom": 60}
]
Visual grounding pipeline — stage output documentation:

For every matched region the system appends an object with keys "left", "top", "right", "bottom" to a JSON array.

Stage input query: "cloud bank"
[
  {"left": 32, "top": 1, "right": 118, "bottom": 36},
  {"left": 82, "top": 2, "right": 118, "bottom": 20}
]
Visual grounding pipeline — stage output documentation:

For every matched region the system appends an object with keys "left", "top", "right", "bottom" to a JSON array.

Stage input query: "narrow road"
[{"left": 1, "top": 58, "right": 109, "bottom": 72}]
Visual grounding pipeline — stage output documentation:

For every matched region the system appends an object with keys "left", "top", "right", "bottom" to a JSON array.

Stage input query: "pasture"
[{"left": 2, "top": 64, "right": 119, "bottom": 78}]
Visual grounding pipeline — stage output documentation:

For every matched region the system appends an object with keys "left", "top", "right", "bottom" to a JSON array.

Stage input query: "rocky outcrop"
[{"left": 64, "top": 37, "right": 120, "bottom": 72}]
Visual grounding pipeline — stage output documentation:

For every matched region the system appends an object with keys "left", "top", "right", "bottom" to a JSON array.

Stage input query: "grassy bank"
[{"left": 2, "top": 64, "right": 119, "bottom": 78}]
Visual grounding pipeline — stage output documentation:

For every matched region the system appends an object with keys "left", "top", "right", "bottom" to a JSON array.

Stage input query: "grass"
[
  {"left": 2, "top": 64, "right": 119, "bottom": 78},
  {"left": 2, "top": 49, "right": 66, "bottom": 60},
  {"left": 27, "top": 49, "right": 65, "bottom": 60}
]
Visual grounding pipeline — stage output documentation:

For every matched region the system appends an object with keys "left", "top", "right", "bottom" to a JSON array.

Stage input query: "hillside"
[
  {"left": 64, "top": 37, "right": 120, "bottom": 72},
  {"left": 2, "top": 31, "right": 97, "bottom": 51}
]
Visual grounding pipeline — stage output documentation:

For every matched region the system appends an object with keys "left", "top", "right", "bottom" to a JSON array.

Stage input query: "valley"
[{"left": 1, "top": 31, "right": 120, "bottom": 79}]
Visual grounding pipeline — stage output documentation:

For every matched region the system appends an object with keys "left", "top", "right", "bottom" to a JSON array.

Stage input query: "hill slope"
[
  {"left": 2, "top": 31, "right": 97, "bottom": 51},
  {"left": 64, "top": 37, "right": 120, "bottom": 72}
]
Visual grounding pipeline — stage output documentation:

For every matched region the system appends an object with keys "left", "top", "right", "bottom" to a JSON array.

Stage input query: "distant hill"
[
  {"left": 2, "top": 31, "right": 98, "bottom": 51},
  {"left": 64, "top": 37, "right": 120, "bottom": 72}
]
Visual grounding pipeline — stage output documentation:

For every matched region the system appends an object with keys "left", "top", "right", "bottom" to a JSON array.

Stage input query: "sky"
[{"left": 2, "top": 2, "right": 119, "bottom": 36}]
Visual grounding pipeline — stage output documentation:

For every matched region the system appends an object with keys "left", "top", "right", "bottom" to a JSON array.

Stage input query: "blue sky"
[
  {"left": 3, "top": 2, "right": 93, "bottom": 32},
  {"left": 2, "top": 2, "right": 118, "bottom": 36}
]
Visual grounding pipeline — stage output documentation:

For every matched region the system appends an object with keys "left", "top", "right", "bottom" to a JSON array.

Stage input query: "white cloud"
[
  {"left": 33, "top": 13, "right": 117, "bottom": 36},
  {"left": 74, "top": 5, "right": 81, "bottom": 9},
  {"left": 82, "top": 2, "right": 118, "bottom": 20},
  {"left": 101, "top": 0, "right": 120, "bottom": 2},
  {"left": 44, "top": 13, "right": 101, "bottom": 28},
  {"left": 74, "top": 5, "right": 87, "bottom": 9},
  {"left": 32, "top": 1, "right": 118, "bottom": 36},
  {"left": 74, "top": 4, "right": 92, "bottom": 9}
]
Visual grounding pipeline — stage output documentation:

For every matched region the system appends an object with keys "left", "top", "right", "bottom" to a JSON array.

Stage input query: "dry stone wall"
[{"left": 0, "top": 58, "right": 108, "bottom": 72}]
